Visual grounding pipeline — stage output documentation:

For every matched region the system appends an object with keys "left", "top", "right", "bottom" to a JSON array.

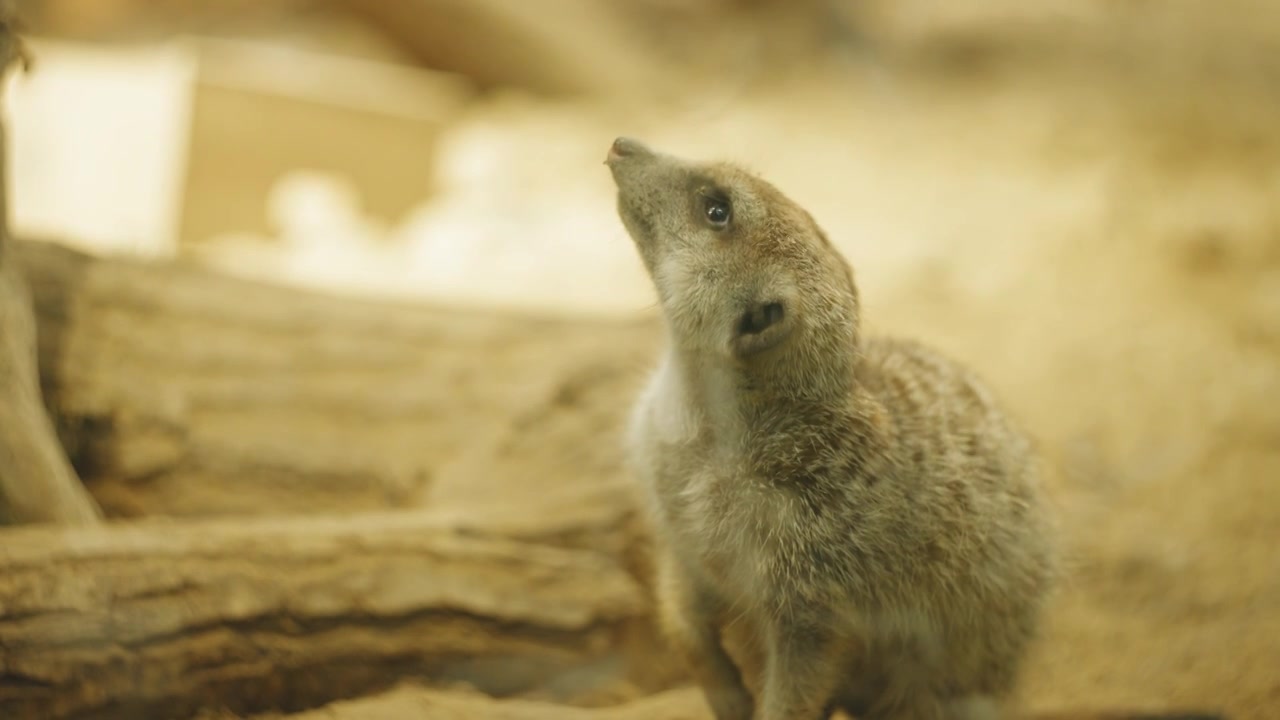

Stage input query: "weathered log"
[
  {"left": 343, "top": 0, "right": 871, "bottom": 98},
  {"left": 0, "top": 260, "right": 101, "bottom": 524},
  {"left": 342, "top": 0, "right": 674, "bottom": 97},
  {"left": 239, "top": 684, "right": 710, "bottom": 720},
  {"left": 12, "top": 238, "right": 661, "bottom": 519},
  {"left": 0, "top": 510, "right": 651, "bottom": 720},
  {"left": 0, "top": 10, "right": 102, "bottom": 526}
]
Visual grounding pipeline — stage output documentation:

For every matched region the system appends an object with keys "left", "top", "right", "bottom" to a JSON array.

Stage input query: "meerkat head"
[{"left": 605, "top": 137, "right": 859, "bottom": 366}]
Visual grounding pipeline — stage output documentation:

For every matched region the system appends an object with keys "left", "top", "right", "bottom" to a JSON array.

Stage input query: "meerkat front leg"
[
  {"left": 655, "top": 552, "right": 755, "bottom": 720},
  {"left": 757, "top": 611, "right": 849, "bottom": 720}
]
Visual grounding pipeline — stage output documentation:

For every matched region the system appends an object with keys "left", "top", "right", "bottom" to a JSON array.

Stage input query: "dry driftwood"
[
  {"left": 342, "top": 0, "right": 671, "bottom": 96},
  {"left": 0, "top": 510, "right": 649, "bottom": 720},
  {"left": 12, "top": 238, "right": 660, "bottom": 520},
  {"left": 0, "top": 12, "right": 102, "bottom": 526},
  {"left": 0, "top": 261, "right": 101, "bottom": 525},
  {"left": 241, "top": 685, "right": 710, "bottom": 720},
  {"left": 343, "top": 0, "right": 871, "bottom": 98}
]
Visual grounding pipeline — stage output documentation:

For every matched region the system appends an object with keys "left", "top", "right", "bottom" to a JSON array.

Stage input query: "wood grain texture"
[
  {"left": 239, "top": 685, "right": 710, "bottom": 720},
  {"left": 12, "top": 239, "right": 659, "bottom": 520},
  {"left": 0, "top": 259, "right": 102, "bottom": 524},
  {"left": 0, "top": 511, "right": 647, "bottom": 720}
]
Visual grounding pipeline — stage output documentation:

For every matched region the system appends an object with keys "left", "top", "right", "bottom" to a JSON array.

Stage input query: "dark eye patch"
[{"left": 696, "top": 185, "right": 730, "bottom": 206}]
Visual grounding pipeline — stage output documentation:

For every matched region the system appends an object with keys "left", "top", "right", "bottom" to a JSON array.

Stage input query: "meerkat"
[{"left": 605, "top": 137, "right": 1056, "bottom": 720}]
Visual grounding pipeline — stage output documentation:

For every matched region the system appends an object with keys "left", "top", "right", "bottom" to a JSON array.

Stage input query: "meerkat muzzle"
[{"left": 605, "top": 136, "right": 652, "bottom": 166}]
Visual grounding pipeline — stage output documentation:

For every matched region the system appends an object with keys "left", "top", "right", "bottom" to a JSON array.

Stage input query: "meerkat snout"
[{"left": 605, "top": 136, "right": 651, "bottom": 164}]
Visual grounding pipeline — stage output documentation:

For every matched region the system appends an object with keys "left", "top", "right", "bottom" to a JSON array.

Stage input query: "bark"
[
  {"left": 0, "top": 12, "right": 102, "bottom": 526},
  {"left": 341, "top": 0, "right": 669, "bottom": 97},
  {"left": 342, "top": 0, "right": 870, "bottom": 98},
  {"left": 0, "top": 510, "right": 649, "bottom": 720},
  {"left": 239, "top": 685, "right": 710, "bottom": 720},
  {"left": 11, "top": 239, "right": 660, "bottom": 520},
  {"left": 0, "top": 261, "right": 101, "bottom": 524}
]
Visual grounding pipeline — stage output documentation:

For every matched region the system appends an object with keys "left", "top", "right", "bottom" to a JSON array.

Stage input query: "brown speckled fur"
[{"left": 606, "top": 139, "right": 1057, "bottom": 720}]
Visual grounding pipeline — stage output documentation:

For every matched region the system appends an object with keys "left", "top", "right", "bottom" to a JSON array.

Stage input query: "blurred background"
[
  {"left": 14, "top": 0, "right": 1277, "bottom": 316},
  {"left": 3, "top": 0, "right": 1279, "bottom": 719}
]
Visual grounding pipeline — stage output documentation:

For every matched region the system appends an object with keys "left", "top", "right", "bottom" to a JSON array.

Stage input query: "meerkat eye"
[{"left": 703, "top": 196, "right": 731, "bottom": 228}]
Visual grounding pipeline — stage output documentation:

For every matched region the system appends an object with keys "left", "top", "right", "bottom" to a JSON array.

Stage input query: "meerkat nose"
[{"left": 606, "top": 136, "right": 650, "bottom": 165}]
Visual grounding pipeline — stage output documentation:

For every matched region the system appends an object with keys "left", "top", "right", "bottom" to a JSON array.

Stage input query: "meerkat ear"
[{"left": 732, "top": 300, "right": 793, "bottom": 358}]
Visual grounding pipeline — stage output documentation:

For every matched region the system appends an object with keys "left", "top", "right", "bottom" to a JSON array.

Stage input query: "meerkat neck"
[
  {"left": 663, "top": 344, "right": 744, "bottom": 430},
  {"left": 665, "top": 326, "right": 860, "bottom": 434}
]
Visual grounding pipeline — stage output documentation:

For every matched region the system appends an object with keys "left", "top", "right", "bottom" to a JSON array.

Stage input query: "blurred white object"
[
  {"left": 8, "top": 39, "right": 196, "bottom": 258},
  {"left": 269, "top": 170, "right": 395, "bottom": 291}
]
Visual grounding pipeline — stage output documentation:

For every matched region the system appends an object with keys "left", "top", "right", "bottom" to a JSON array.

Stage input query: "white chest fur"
[{"left": 626, "top": 354, "right": 780, "bottom": 601}]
